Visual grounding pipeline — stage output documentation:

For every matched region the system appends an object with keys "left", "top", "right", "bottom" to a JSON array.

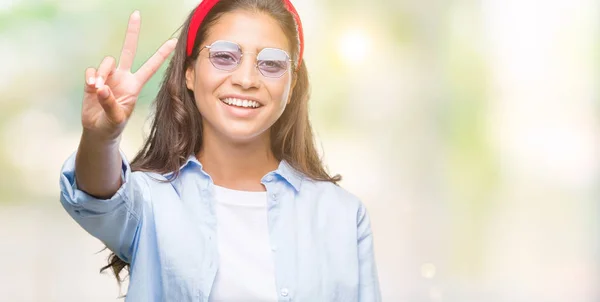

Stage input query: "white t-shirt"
[{"left": 208, "top": 185, "right": 278, "bottom": 302}]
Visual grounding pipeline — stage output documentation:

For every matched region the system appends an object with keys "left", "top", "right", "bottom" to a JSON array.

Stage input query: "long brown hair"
[{"left": 101, "top": 0, "right": 341, "bottom": 285}]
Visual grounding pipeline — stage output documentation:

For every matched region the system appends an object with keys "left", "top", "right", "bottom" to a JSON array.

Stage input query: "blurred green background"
[{"left": 0, "top": 0, "right": 598, "bottom": 301}]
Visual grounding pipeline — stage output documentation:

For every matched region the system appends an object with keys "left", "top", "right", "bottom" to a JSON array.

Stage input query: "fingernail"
[
  {"left": 95, "top": 76, "right": 104, "bottom": 89},
  {"left": 133, "top": 10, "right": 140, "bottom": 18},
  {"left": 98, "top": 86, "right": 109, "bottom": 99},
  {"left": 88, "top": 77, "right": 95, "bottom": 85}
]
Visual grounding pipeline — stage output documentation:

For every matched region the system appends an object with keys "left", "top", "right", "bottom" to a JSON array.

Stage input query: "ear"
[
  {"left": 287, "top": 75, "right": 297, "bottom": 105},
  {"left": 185, "top": 65, "right": 195, "bottom": 91}
]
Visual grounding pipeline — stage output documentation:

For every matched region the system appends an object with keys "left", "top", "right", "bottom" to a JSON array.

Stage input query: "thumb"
[{"left": 97, "top": 84, "right": 125, "bottom": 125}]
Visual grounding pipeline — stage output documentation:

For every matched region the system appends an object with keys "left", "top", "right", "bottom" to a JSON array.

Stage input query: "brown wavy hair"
[{"left": 100, "top": 0, "right": 341, "bottom": 286}]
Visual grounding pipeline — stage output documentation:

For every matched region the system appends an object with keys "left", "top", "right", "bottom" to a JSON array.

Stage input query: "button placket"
[
  {"left": 264, "top": 175, "right": 291, "bottom": 300},
  {"left": 280, "top": 287, "right": 289, "bottom": 297}
]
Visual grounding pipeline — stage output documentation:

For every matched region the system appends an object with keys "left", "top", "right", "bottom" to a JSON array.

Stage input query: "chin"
[{"left": 218, "top": 125, "right": 270, "bottom": 144}]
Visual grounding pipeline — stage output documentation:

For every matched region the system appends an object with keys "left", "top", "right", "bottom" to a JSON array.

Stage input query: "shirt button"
[
  {"left": 265, "top": 175, "right": 274, "bottom": 182},
  {"left": 280, "top": 288, "right": 289, "bottom": 297},
  {"left": 271, "top": 245, "right": 277, "bottom": 252},
  {"left": 271, "top": 193, "right": 277, "bottom": 199}
]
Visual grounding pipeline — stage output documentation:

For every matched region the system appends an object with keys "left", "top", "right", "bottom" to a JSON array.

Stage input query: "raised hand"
[{"left": 82, "top": 10, "right": 177, "bottom": 141}]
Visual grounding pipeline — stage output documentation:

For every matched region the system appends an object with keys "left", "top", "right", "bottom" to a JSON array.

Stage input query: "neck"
[{"left": 197, "top": 129, "right": 279, "bottom": 192}]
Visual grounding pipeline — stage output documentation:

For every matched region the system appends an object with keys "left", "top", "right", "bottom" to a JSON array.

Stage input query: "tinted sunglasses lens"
[
  {"left": 208, "top": 41, "right": 241, "bottom": 71},
  {"left": 257, "top": 48, "right": 290, "bottom": 77}
]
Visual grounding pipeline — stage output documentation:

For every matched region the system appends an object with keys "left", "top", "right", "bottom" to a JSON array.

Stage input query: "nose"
[{"left": 230, "top": 55, "right": 261, "bottom": 90}]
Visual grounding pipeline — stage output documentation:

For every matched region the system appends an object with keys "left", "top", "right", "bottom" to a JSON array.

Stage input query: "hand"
[{"left": 81, "top": 10, "right": 177, "bottom": 141}]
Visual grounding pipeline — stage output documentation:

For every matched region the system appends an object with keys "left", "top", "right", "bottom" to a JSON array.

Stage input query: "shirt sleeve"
[
  {"left": 59, "top": 150, "right": 149, "bottom": 263},
  {"left": 357, "top": 203, "right": 382, "bottom": 302}
]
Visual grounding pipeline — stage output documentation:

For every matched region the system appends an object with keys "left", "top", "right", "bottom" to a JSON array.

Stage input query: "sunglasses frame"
[{"left": 200, "top": 40, "right": 294, "bottom": 78}]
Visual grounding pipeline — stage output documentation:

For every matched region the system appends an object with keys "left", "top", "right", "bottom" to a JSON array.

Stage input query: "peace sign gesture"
[{"left": 82, "top": 11, "right": 177, "bottom": 141}]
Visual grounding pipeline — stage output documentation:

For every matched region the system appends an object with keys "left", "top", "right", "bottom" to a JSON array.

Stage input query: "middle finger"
[{"left": 118, "top": 10, "right": 141, "bottom": 71}]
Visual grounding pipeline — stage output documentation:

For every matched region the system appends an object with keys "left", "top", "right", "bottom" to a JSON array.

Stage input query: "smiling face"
[{"left": 185, "top": 10, "right": 296, "bottom": 144}]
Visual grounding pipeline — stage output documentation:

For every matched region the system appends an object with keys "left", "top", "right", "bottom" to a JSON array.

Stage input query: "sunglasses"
[{"left": 200, "top": 40, "right": 293, "bottom": 78}]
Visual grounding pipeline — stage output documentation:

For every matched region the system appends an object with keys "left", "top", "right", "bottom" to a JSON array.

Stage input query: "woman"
[{"left": 59, "top": 0, "right": 381, "bottom": 301}]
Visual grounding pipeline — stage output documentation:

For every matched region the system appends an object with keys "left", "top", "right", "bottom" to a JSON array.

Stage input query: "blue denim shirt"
[{"left": 59, "top": 151, "right": 381, "bottom": 302}]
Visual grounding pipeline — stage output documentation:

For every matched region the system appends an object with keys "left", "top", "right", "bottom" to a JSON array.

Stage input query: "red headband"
[{"left": 186, "top": 0, "right": 304, "bottom": 69}]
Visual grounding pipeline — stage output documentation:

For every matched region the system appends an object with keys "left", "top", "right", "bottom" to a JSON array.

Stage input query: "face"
[{"left": 185, "top": 10, "right": 296, "bottom": 144}]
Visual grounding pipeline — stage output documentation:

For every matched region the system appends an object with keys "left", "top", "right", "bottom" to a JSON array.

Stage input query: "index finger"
[
  {"left": 118, "top": 10, "right": 141, "bottom": 71},
  {"left": 134, "top": 38, "right": 178, "bottom": 84}
]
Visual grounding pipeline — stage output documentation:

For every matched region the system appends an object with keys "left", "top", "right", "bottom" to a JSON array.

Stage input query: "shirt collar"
[
  {"left": 162, "top": 155, "right": 204, "bottom": 179},
  {"left": 164, "top": 155, "right": 303, "bottom": 192},
  {"left": 271, "top": 160, "right": 303, "bottom": 192}
]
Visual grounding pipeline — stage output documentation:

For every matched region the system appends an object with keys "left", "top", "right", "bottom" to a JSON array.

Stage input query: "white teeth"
[{"left": 221, "top": 97, "right": 260, "bottom": 108}]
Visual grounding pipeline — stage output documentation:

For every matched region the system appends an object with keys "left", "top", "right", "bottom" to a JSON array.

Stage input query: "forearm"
[{"left": 75, "top": 130, "right": 123, "bottom": 199}]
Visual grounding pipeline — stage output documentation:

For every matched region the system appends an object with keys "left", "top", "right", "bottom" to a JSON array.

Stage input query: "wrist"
[{"left": 81, "top": 128, "right": 122, "bottom": 148}]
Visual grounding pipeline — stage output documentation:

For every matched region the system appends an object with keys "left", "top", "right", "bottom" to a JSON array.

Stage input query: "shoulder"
[
  {"left": 126, "top": 170, "right": 174, "bottom": 201},
  {"left": 300, "top": 179, "right": 365, "bottom": 213}
]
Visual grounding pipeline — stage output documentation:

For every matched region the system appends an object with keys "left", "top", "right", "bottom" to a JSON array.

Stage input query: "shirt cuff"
[{"left": 59, "top": 149, "right": 131, "bottom": 215}]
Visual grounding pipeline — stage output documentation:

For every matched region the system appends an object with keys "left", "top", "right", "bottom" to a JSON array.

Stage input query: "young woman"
[{"left": 59, "top": 0, "right": 381, "bottom": 301}]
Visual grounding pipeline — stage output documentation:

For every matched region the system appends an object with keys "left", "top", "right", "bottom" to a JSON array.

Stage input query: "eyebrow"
[{"left": 208, "top": 40, "right": 290, "bottom": 54}]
